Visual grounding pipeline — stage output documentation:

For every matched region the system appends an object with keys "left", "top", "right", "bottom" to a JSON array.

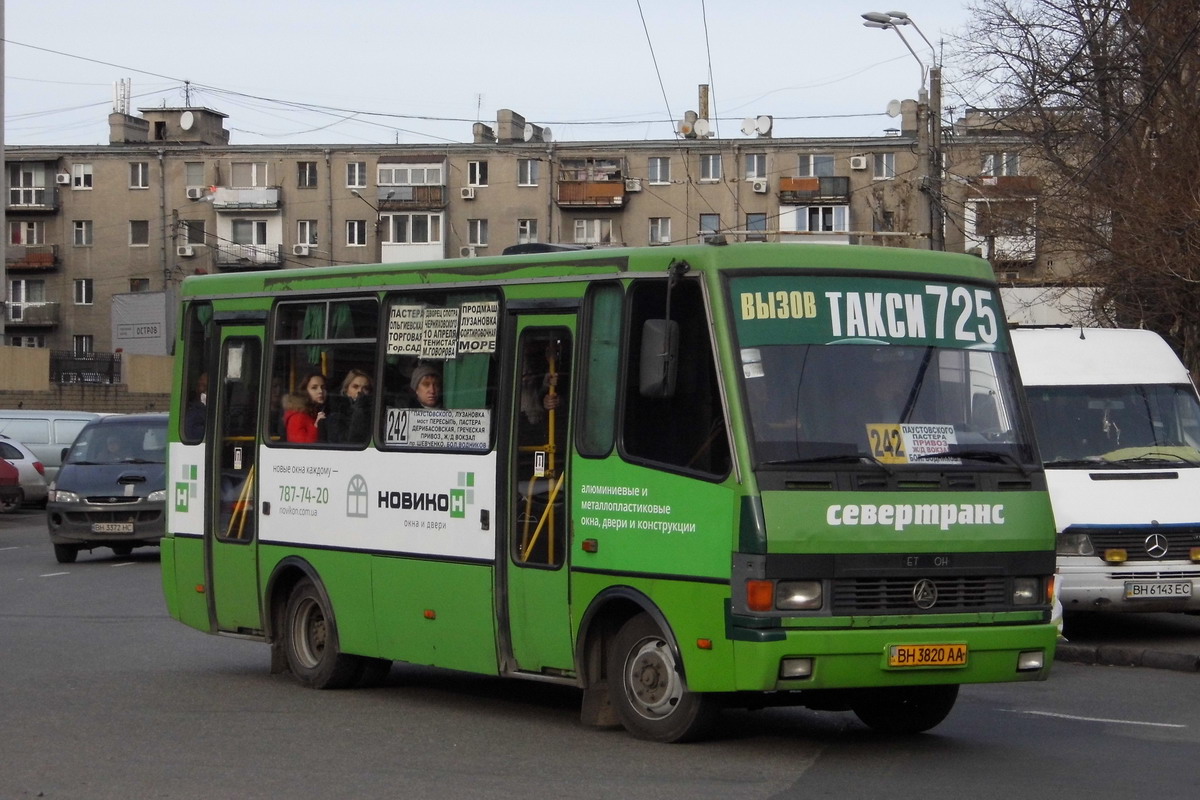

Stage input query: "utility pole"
[{"left": 929, "top": 66, "right": 944, "bottom": 251}]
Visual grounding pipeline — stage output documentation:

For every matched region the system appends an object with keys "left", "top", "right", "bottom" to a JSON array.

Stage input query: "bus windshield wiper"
[
  {"left": 1107, "top": 452, "right": 1200, "bottom": 467},
  {"left": 1044, "top": 457, "right": 1107, "bottom": 468},
  {"left": 915, "top": 449, "right": 1029, "bottom": 476},
  {"left": 760, "top": 453, "right": 893, "bottom": 474}
]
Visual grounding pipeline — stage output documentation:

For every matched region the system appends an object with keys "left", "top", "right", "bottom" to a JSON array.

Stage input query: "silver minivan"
[{"left": 0, "top": 410, "right": 106, "bottom": 482}]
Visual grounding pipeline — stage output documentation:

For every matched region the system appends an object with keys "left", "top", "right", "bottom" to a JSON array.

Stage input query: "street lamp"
[
  {"left": 350, "top": 189, "right": 395, "bottom": 261},
  {"left": 862, "top": 10, "right": 944, "bottom": 251}
]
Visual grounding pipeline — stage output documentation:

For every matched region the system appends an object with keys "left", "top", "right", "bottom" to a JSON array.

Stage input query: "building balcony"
[
  {"left": 556, "top": 180, "right": 628, "bottom": 208},
  {"left": 973, "top": 175, "right": 1041, "bottom": 196},
  {"left": 7, "top": 185, "right": 60, "bottom": 213},
  {"left": 5, "top": 244, "right": 60, "bottom": 272},
  {"left": 211, "top": 186, "right": 281, "bottom": 211},
  {"left": 778, "top": 176, "right": 851, "bottom": 204},
  {"left": 5, "top": 301, "right": 61, "bottom": 327},
  {"left": 377, "top": 185, "right": 448, "bottom": 210},
  {"left": 214, "top": 244, "right": 284, "bottom": 270}
]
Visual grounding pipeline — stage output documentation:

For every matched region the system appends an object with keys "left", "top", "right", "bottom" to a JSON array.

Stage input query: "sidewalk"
[{"left": 1056, "top": 612, "right": 1200, "bottom": 672}]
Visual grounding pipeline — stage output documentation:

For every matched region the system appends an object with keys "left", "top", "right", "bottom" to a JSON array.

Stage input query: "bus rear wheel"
[
  {"left": 851, "top": 684, "right": 959, "bottom": 734},
  {"left": 606, "top": 614, "right": 717, "bottom": 743},
  {"left": 282, "top": 578, "right": 363, "bottom": 690}
]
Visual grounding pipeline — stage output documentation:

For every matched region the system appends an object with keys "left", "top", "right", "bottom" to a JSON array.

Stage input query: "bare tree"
[{"left": 949, "top": 0, "right": 1200, "bottom": 373}]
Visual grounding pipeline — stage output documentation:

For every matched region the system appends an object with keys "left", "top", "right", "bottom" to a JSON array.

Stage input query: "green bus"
[{"left": 162, "top": 242, "right": 1057, "bottom": 742}]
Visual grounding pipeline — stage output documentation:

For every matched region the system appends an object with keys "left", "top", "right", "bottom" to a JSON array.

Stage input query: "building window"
[
  {"left": 648, "top": 217, "right": 671, "bottom": 245},
  {"left": 298, "top": 161, "right": 319, "bottom": 188},
  {"left": 72, "top": 163, "right": 93, "bottom": 189},
  {"left": 746, "top": 213, "right": 767, "bottom": 242},
  {"left": 182, "top": 219, "right": 206, "bottom": 245},
  {"left": 517, "top": 159, "right": 539, "bottom": 187},
  {"left": 574, "top": 219, "right": 613, "bottom": 245},
  {"left": 130, "top": 220, "right": 150, "bottom": 246},
  {"left": 798, "top": 154, "right": 835, "bottom": 177},
  {"left": 700, "top": 154, "right": 722, "bottom": 182},
  {"left": 468, "top": 219, "right": 489, "bottom": 247},
  {"left": 298, "top": 220, "right": 318, "bottom": 245},
  {"left": 981, "top": 152, "right": 1020, "bottom": 177},
  {"left": 8, "top": 278, "right": 45, "bottom": 322},
  {"left": 8, "top": 164, "right": 47, "bottom": 206},
  {"left": 129, "top": 278, "right": 150, "bottom": 292},
  {"left": 185, "top": 161, "right": 205, "bottom": 187},
  {"left": 518, "top": 219, "right": 538, "bottom": 244},
  {"left": 648, "top": 156, "right": 670, "bottom": 184},
  {"left": 129, "top": 162, "right": 150, "bottom": 189},
  {"left": 699, "top": 213, "right": 721, "bottom": 238},
  {"left": 467, "top": 161, "right": 489, "bottom": 186},
  {"left": 74, "top": 278, "right": 94, "bottom": 306},
  {"left": 73, "top": 335, "right": 94, "bottom": 356},
  {"left": 378, "top": 164, "right": 443, "bottom": 186},
  {"left": 73, "top": 220, "right": 93, "bottom": 246},
  {"left": 232, "top": 162, "right": 269, "bottom": 187},
  {"left": 800, "top": 205, "right": 849, "bottom": 232},
  {"left": 8, "top": 335, "right": 47, "bottom": 348},
  {"left": 347, "top": 220, "right": 367, "bottom": 246},
  {"left": 744, "top": 154, "right": 767, "bottom": 180},
  {"left": 382, "top": 213, "right": 442, "bottom": 244},
  {"left": 10, "top": 220, "right": 45, "bottom": 245},
  {"left": 346, "top": 162, "right": 367, "bottom": 188},
  {"left": 232, "top": 219, "right": 267, "bottom": 246},
  {"left": 874, "top": 152, "right": 896, "bottom": 180}
]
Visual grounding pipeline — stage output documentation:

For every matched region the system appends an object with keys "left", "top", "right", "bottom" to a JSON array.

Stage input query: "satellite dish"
[
  {"left": 693, "top": 118, "right": 711, "bottom": 137},
  {"left": 886, "top": 99, "right": 902, "bottom": 118},
  {"left": 741, "top": 117, "right": 757, "bottom": 136},
  {"left": 677, "top": 120, "right": 694, "bottom": 137},
  {"left": 523, "top": 123, "right": 535, "bottom": 142},
  {"left": 541, "top": 127, "right": 553, "bottom": 142},
  {"left": 179, "top": 110, "right": 194, "bottom": 131},
  {"left": 756, "top": 115, "right": 773, "bottom": 135}
]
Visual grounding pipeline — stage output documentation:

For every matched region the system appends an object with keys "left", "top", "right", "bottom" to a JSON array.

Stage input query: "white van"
[
  {"left": 1011, "top": 327, "right": 1200, "bottom": 613},
  {"left": 0, "top": 410, "right": 107, "bottom": 483}
]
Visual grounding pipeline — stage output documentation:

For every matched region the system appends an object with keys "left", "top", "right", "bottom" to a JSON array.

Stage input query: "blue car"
[{"left": 46, "top": 413, "right": 168, "bottom": 563}]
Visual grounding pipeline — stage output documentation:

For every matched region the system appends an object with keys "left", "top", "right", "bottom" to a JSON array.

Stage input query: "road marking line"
[
  {"left": 0, "top": 546, "right": 20, "bottom": 551},
  {"left": 1010, "top": 709, "right": 1185, "bottom": 728},
  {"left": 40, "top": 571, "right": 70, "bottom": 578},
  {"left": 112, "top": 561, "right": 135, "bottom": 567}
]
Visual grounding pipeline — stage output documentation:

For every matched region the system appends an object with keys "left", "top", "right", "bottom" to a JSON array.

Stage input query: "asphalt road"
[{"left": 3, "top": 507, "right": 1198, "bottom": 799}]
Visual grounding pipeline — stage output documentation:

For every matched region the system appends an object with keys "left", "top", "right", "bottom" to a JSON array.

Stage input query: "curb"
[{"left": 1056, "top": 642, "right": 1200, "bottom": 672}]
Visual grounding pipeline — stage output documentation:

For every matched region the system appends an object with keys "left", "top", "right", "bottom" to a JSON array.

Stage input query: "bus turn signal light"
[
  {"left": 1103, "top": 548, "right": 1128, "bottom": 563},
  {"left": 746, "top": 580, "right": 774, "bottom": 611}
]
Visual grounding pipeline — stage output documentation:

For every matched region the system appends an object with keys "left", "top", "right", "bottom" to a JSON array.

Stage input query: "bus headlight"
[
  {"left": 1012, "top": 577, "right": 1040, "bottom": 605},
  {"left": 776, "top": 581, "right": 823, "bottom": 610},
  {"left": 1056, "top": 532, "right": 1094, "bottom": 556}
]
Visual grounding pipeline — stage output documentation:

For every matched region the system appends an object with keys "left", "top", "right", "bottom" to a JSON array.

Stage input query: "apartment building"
[{"left": 4, "top": 102, "right": 1036, "bottom": 354}]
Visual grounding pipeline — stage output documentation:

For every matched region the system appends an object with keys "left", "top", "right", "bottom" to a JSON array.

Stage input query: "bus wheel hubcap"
[{"left": 627, "top": 638, "right": 681, "bottom": 719}]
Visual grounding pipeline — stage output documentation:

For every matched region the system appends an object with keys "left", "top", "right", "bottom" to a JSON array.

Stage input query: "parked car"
[
  {"left": 0, "top": 434, "right": 48, "bottom": 508},
  {"left": 0, "top": 460, "right": 21, "bottom": 513},
  {"left": 46, "top": 413, "right": 168, "bottom": 563},
  {"left": 0, "top": 410, "right": 108, "bottom": 483}
]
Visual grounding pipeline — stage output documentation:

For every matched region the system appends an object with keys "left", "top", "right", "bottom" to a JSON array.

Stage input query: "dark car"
[
  {"left": 46, "top": 413, "right": 168, "bottom": 563},
  {"left": 0, "top": 459, "right": 20, "bottom": 512}
]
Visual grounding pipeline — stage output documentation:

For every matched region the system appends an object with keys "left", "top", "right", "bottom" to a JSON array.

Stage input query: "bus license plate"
[
  {"left": 92, "top": 522, "right": 134, "bottom": 533},
  {"left": 888, "top": 644, "right": 967, "bottom": 668},
  {"left": 1124, "top": 581, "right": 1192, "bottom": 599}
]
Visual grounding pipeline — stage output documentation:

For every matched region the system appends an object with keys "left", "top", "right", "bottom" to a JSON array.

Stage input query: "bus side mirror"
[{"left": 639, "top": 319, "right": 678, "bottom": 399}]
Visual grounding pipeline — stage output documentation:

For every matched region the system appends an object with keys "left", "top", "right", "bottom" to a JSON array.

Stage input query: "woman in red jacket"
[{"left": 284, "top": 372, "right": 328, "bottom": 443}]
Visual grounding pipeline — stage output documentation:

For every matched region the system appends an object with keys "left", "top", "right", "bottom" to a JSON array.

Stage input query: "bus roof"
[{"left": 179, "top": 243, "right": 996, "bottom": 299}]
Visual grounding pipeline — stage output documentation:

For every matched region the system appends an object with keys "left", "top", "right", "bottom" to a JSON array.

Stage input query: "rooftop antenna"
[{"left": 183, "top": 80, "right": 192, "bottom": 106}]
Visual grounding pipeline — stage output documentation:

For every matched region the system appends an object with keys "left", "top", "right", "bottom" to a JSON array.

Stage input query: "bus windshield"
[
  {"left": 1025, "top": 384, "right": 1200, "bottom": 466},
  {"left": 729, "top": 273, "right": 1035, "bottom": 469}
]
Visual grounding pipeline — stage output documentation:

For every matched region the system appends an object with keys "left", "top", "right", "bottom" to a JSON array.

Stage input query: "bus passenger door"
[
  {"left": 505, "top": 318, "right": 576, "bottom": 673},
  {"left": 207, "top": 327, "right": 264, "bottom": 633}
]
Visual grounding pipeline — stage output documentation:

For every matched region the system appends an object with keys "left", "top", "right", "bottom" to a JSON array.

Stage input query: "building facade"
[{"left": 4, "top": 103, "right": 1039, "bottom": 354}]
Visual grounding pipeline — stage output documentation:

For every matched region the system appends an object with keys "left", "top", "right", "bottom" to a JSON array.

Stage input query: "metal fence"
[{"left": 50, "top": 350, "right": 121, "bottom": 385}]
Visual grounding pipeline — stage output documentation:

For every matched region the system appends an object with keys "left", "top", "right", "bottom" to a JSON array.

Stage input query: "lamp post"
[{"left": 862, "top": 10, "right": 944, "bottom": 251}]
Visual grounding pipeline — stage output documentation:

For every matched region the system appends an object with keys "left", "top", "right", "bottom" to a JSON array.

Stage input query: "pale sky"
[{"left": 4, "top": 0, "right": 975, "bottom": 148}]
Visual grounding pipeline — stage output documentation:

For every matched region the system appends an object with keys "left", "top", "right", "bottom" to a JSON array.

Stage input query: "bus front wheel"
[
  {"left": 850, "top": 684, "right": 959, "bottom": 734},
  {"left": 282, "top": 578, "right": 363, "bottom": 690},
  {"left": 606, "top": 614, "right": 717, "bottom": 743}
]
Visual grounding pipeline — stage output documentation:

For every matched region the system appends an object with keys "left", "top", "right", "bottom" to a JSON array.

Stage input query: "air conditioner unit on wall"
[
  {"left": 460, "top": 187, "right": 476, "bottom": 200},
  {"left": 751, "top": 179, "right": 769, "bottom": 194},
  {"left": 849, "top": 155, "right": 869, "bottom": 170},
  {"left": 625, "top": 178, "right": 642, "bottom": 192},
  {"left": 56, "top": 173, "right": 71, "bottom": 185},
  {"left": 293, "top": 244, "right": 312, "bottom": 256},
  {"left": 186, "top": 187, "right": 205, "bottom": 200},
  {"left": 176, "top": 245, "right": 195, "bottom": 258},
  {"left": 459, "top": 245, "right": 477, "bottom": 258}
]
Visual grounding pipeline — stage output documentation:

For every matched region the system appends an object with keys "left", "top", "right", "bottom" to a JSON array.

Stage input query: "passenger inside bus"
[
  {"left": 284, "top": 372, "right": 329, "bottom": 443},
  {"left": 409, "top": 364, "right": 443, "bottom": 409},
  {"left": 326, "top": 368, "right": 374, "bottom": 443}
]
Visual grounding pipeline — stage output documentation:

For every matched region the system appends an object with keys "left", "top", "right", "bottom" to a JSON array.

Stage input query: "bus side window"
[
  {"left": 180, "top": 302, "right": 212, "bottom": 444},
  {"left": 576, "top": 282, "right": 623, "bottom": 457},
  {"left": 621, "top": 280, "right": 731, "bottom": 476}
]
